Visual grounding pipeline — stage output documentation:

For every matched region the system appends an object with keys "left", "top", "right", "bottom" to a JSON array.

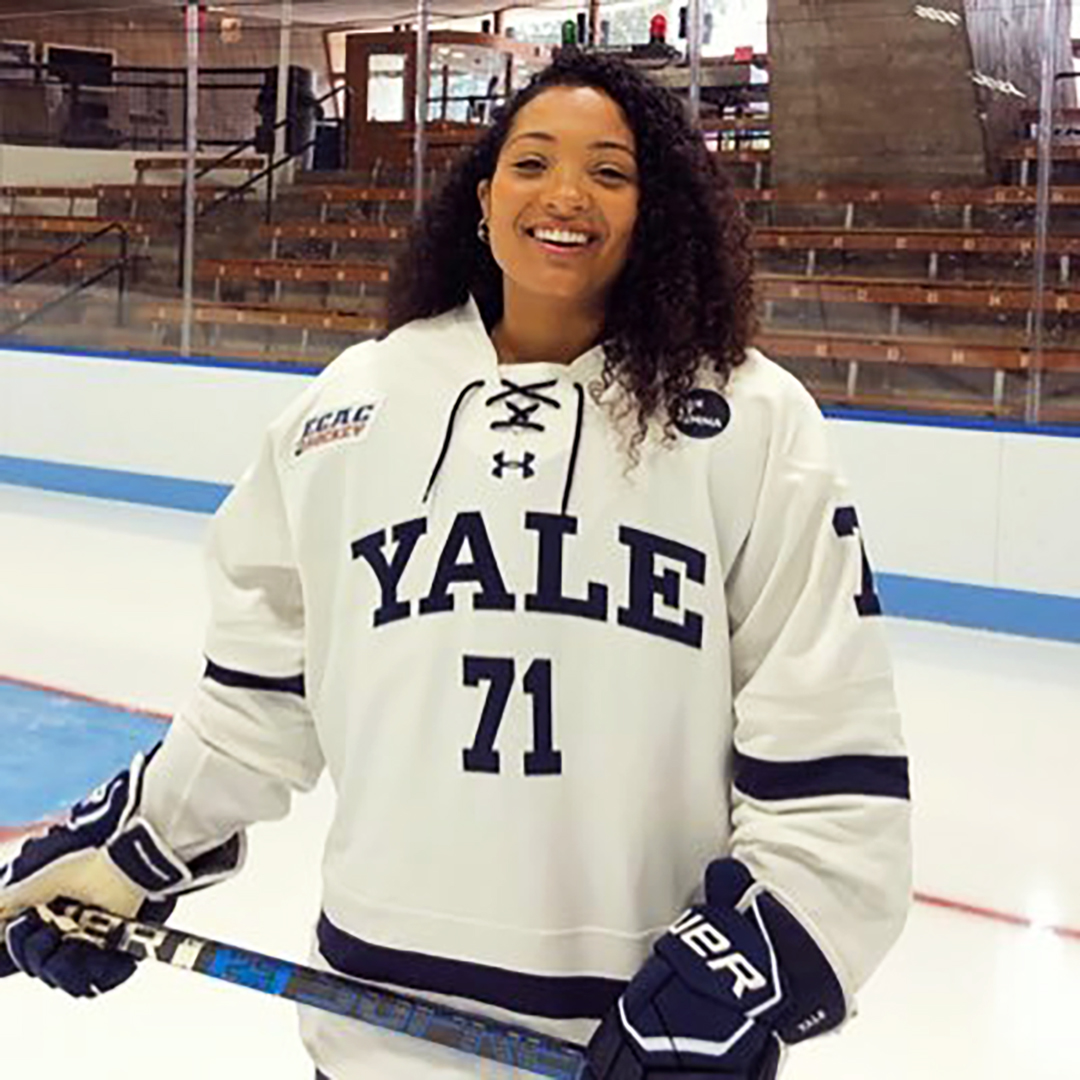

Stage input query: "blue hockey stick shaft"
[{"left": 39, "top": 900, "right": 588, "bottom": 1079}]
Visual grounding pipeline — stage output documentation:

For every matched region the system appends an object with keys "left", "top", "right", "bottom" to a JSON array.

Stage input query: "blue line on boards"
[
  {"left": 2, "top": 459, "right": 1078, "bottom": 646},
  {"left": 877, "top": 573, "right": 1080, "bottom": 645},
  {"left": 0, "top": 341, "right": 322, "bottom": 377},
  {"left": 0, "top": 455, "right": 229, "bottom": 514},
  {"left": 822, "top": 405, "right": 1080, "bottom": 440}
]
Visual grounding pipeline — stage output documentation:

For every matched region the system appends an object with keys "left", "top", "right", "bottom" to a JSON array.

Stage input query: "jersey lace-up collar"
[
  {"left": 486, "top": 378, "right": 560, "bottom": 433},
  {"left": 423, "top": 376, "right": 586, "bottom": 515}
]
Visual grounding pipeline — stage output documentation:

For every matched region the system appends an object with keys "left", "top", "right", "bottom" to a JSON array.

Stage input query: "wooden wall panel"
[
  {"left": 767, "top": 0, "right": 1076, "bottom": 188},
  {"left": 768, "top": 0, "right": 986, "bottom": 186}
]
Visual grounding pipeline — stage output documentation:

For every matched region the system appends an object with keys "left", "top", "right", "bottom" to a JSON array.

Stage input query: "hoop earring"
[{"left": 477, "top": 219, "right": 491, "bottom": 245}]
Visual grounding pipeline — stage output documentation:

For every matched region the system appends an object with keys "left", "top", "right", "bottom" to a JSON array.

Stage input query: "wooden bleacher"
[
  {"left": 0, "top": 294, "right": 47, "bottom": 320},
  {"left": 0, "top": 186, "right": 105, "bottom": 217},
  {"left": 753, "top": 229, "right": 1080, "bottom": 290},
  {"left": 2, "top": 153, "right": 1079, "bottom": 421},
  {"left": 197, "top": 258, "right": 390, "bottom": 291},
  {"left": 737, "top": 185, "right": 1080, "bottom": 236},
  {"left": 758, "top": 328, "right": 1080, "bottom": 420},
  {"left": 260, "top": 222, "right": 408, "bottom": 261},
  {"left": 1004, "top": 142, "right": 1080, "bottom": 186},
  {"left": 0, "top": 215, "right": 168, "bottom": 245},
  {"left": 132, "top": 300, "right": 385, "bottom": 363},
  {"left": 0, "top": 185, "right": 101, "bottom": 200},
  {"left": 759, "top": 329, "right": 1079, "bottom": 371},
  {"left": 136, "top": 299, "right": 385, "bottom": 336},
  {"left": 133, "top": 156, "right": 265, "bottom": 181},
  {"left": 754, "top": 226, "right": 1080, "bottom": 255},
  {"left": 259, "top": 217, "right": 1076, "bottom": 255},
  {"left": 285, "top": 185, "right": 413, "bottom": 205},
  {"left": 758, "top": 273, "right": 1080, "bottom": 315},
  {"left": 0, "top": 249, "right": 147, "bottom": 275},
  {"left": 95, "top": 183, "right": 249, "bottom": 199},
  {"left": 703, "top": 117, "right": 771, "bottom": 135},
  {"left": 261, "top": 222, "right": 408, "bottom": 243}
]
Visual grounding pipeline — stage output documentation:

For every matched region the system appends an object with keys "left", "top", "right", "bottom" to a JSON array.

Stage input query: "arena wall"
[{"left": 1, "top": 345, "right": 1078, "bottom": 640}]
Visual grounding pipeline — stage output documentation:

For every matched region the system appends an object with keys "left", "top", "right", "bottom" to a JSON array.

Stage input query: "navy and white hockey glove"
[
  {"left": 583, "top": 860, "right": 847, "bottom": 1080},
  {"left": 0, "top": 747, "right": 243, "bottom": 997}
]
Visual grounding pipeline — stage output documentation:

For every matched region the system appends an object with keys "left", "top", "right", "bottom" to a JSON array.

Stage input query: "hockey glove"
[
  {"left": 583, "top": 859, "right": 847, "bottom": 1080},
  {"left": 0, "top": 747, "right": 244, "bottom": 997}
]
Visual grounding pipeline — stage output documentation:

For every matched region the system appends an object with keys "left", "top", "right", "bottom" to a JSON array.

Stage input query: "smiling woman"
[
  {"left": 387, "top": 48, "right": 755, "bottom": 452},
  {"left": 0, "top": 47, "right": 910, "bottom": 1080},
  {"left": 476, "top": 84, "right": 641, "bottom": 368}
]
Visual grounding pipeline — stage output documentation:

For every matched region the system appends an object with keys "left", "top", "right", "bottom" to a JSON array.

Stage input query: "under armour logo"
[{"left": 492, "top": 451, "right": 536, "bottom": 479}]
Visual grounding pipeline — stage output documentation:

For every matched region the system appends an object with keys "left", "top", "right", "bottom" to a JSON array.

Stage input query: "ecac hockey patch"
[
  {"left": 674, "top": 388, "right": 730, "bottom": 439},
  {"left": 294, "top": 400, "right": 380, "bottom": 457}
]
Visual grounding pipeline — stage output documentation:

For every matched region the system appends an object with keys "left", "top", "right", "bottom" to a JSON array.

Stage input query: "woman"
[{"left": 0, "top": 50, "right": 911, "bottom": 1080}]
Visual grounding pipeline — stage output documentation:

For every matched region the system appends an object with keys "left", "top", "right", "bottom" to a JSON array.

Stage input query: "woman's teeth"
[{"left": 532, "top": 228, "right": 591, "bottom": 247}]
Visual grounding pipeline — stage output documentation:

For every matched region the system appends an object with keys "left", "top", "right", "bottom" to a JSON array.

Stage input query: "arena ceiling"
[
  {"left": 12, "top": 1, "right": 582, "bottom": 28},
  {"left": 256, "top": 1, "right": 573, "bottom": 25}
]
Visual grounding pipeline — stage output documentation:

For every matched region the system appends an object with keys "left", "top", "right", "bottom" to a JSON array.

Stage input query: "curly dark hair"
[{"left": 386, "top": 48, "right": 756, "bottom": 444}]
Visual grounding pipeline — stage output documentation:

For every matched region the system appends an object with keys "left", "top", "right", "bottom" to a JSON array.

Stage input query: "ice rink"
[{"left": 1, "top": 483, "right": 1078, "bottom": 1079}]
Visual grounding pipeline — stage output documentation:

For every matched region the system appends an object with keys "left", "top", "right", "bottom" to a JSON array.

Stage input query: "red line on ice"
[
  {"left": 0, "top": 672, "right": 171, "bottom": 722},
  {"left": 913, "top": 890, "right": 1080, "bottom": 943}
]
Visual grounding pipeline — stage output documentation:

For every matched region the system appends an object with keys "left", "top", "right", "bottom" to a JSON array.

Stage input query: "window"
[
  {"left": 43, "top": 44, "right": 115, "bottom": 88},
  {"left": 366, "top": 52, "right": 406, "bottom": 122}
]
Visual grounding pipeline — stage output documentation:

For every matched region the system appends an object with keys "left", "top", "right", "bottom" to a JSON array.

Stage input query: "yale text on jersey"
[{"left": 351, "top": 510, "right": 707, "bottom": 649}]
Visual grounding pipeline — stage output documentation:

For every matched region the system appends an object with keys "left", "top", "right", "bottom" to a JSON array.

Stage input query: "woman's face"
[{"left": 478, "top": 85, "right": 640, "bottom": 310}]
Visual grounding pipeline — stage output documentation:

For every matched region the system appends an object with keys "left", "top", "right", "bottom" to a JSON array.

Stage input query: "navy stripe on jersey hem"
[
  {"left": 733, "top": 750, "right": 910, "bottom": 801},
  {"left": 204, "top": 658, "right": 305, "bottom": 697},
  {"left": 316, "top": 913, "right": 626, "bottom": 1021}
]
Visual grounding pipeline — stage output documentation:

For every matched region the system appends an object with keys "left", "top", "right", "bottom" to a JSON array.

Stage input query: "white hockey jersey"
[{"left": 142, "top": 296, "right": 911, "bottom": 1079}]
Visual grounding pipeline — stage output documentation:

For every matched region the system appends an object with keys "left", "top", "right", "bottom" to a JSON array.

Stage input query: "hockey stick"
[{"left": 35, "top": 900, "right": 588, "bottom": 1079}]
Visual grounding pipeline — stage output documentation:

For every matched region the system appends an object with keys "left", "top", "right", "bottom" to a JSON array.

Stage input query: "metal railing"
[
  {"left": 195, "top": 83, "right": 350, "bottom": 224},
  {"left": 0, "top": 222, "right": 131, "bottom": 336},
  {"left": 171, "top": 83, "right": 348, "bottom": 287}
]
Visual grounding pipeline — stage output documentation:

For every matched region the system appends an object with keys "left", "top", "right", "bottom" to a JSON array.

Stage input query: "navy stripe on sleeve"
[
  {"left": 733, "top": 749, "right": 910, "bottom": 801},
  {"left": 204, "top": 658, "right": 306, "bottom": 697},
  {"left": 316, "top": 914, "right": 626, "bottom": 1021}
]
